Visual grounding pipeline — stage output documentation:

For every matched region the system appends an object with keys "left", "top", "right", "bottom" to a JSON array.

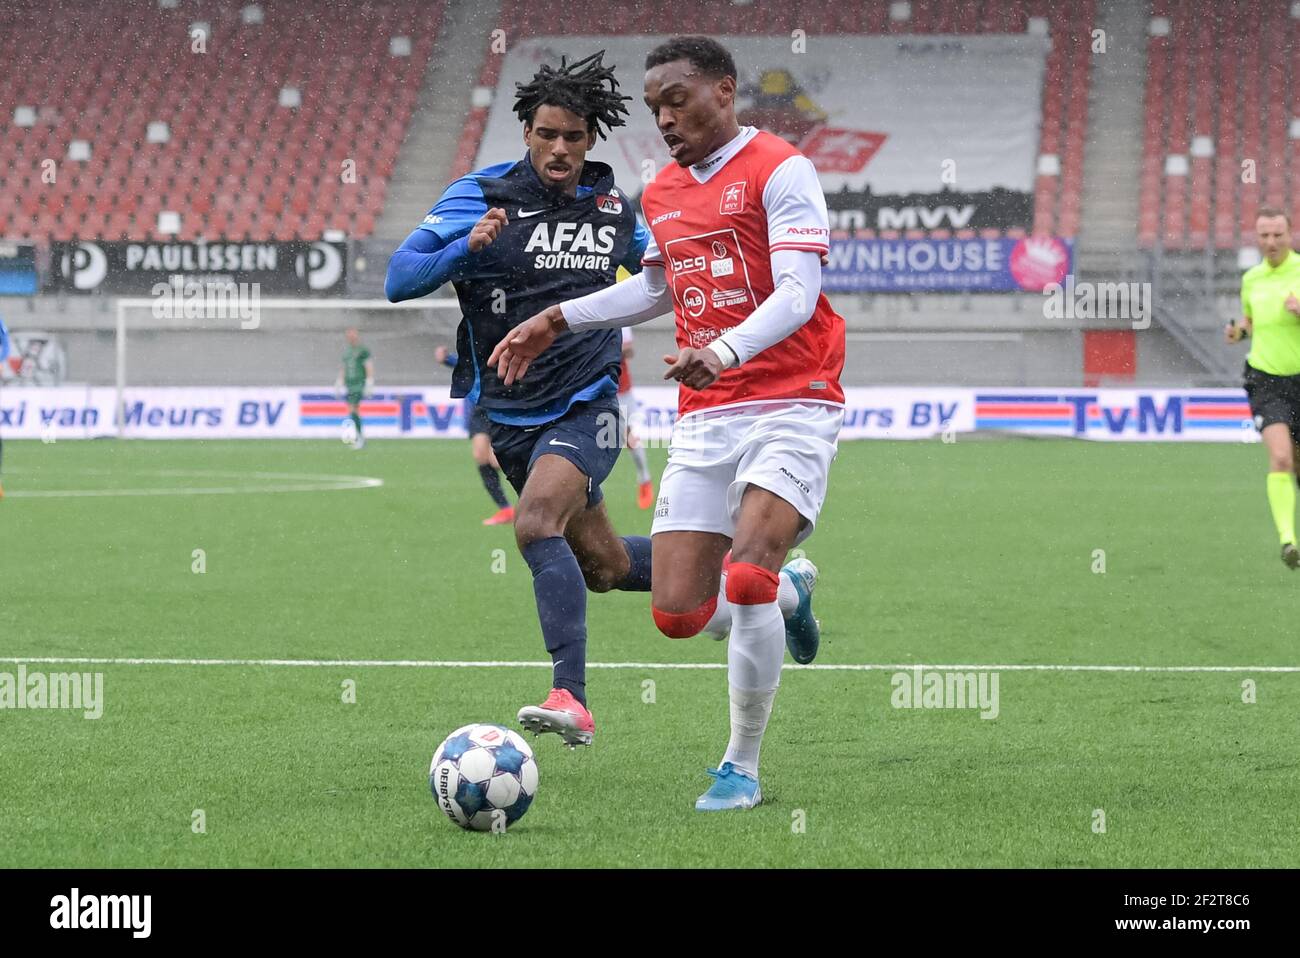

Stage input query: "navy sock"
[
  {"left": 521, "top": 536, "right": 587, "bottom": 705},
  {"left": 477, "top": 463, "right": 509, "bottom": 508},
  {"left": 616, "top": 535, "right": 652, "bottom": 591}
]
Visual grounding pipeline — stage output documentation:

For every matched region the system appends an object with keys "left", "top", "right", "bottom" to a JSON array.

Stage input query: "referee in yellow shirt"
[{"left": 1227, "top": 205, "right": 1300, "bottom": 567}]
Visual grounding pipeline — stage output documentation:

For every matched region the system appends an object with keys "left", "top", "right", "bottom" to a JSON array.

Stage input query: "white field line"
[
  {"left": 3, "top": 469, "right": 383, "bottom": 498},
  {"left": 0, "top": 657, "right": 1295, "bottom": 673}
]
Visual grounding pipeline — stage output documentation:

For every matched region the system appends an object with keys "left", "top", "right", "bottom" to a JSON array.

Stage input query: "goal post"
[{"left": 112, "top": 296, "right": 464, "bottom": 436}]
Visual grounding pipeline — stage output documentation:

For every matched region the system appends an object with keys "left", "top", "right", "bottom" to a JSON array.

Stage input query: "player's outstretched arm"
[
  {"left": 559, "top": 264, "right": 671, "bottom": 331},
  {"left": 488, "top": 266, "right": 671, "bottom": 385},
  {"left": 704, "top": 248, "right": 823, "bottom": 370}
]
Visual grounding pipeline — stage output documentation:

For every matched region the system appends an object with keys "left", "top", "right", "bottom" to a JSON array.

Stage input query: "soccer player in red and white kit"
[{"left": 491, "top": 36, "right": 844, "bottom": 811}]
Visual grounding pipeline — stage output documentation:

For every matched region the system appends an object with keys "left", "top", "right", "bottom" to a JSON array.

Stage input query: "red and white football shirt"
[{"left": 640, "top": 126, "right": 845, "bottom": 416}]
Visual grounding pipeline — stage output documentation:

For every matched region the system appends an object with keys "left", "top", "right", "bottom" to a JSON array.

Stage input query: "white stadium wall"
[{"left": 0, "top": 386, "right": 1259, "bottom": 443}]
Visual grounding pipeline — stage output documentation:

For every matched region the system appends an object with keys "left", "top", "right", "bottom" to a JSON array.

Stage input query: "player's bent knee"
[
  {"left": 725, "top": 562, "right": 779, "bottom": 606},
  {"left": 513, "top": 510, "right": 563, "bottom": 549},
  {"left": 580, "top": 565, "right": 618, "bottom": 594},
  {"left": 652, "top": 596, "right": 718, "bottom": 639}
]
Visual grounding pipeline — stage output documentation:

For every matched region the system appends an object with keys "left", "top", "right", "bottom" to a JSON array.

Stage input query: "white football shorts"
[{"left": 651, "top": 400, "right": 842, "bottom": 545}]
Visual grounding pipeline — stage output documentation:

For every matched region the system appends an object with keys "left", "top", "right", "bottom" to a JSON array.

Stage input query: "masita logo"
[{"left": 50, "top": 888, "right": 151, "bottom": 938}]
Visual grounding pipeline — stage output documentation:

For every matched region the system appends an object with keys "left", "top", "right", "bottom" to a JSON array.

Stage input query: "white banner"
[
  {"left": 0, "top": 387, "right": 475, "bottom": 440},
  {"left": 0, "top": 386, "right": 1258, "bottom": 442},
  {"left": 477, "top": 35, "right": 1048, "bottom": 196}
]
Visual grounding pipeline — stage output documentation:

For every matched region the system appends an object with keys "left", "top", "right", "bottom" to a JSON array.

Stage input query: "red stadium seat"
[
  {"left": 4, "top": 0, "right": 442, "bottom": 241},
  {"left": 1140, "top": 0, "right": 1297, "bottom": 250}
]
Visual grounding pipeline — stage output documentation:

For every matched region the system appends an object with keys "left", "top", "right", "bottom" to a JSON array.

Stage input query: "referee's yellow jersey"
[{"left": 1244, "top": 248, "right": 1300, "bottom": 375}]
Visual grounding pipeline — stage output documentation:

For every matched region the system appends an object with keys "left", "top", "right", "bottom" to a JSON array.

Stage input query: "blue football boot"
[
  {"left": 781, "top": 557, "right": 820, "bottom": 664},
  {"left": 695, "top": 762, "right": 762, "bottom": 811}
]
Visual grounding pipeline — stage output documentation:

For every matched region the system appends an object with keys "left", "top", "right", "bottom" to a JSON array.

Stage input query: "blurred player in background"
[
  {"left": 0, "top": 312, "right": 9, "bottom": 499},
  {"left": 386, "top": 51, "right": 658, "bottom": 747},
  {"left": 335, "top": 327, "right": 374, "bottom": 450},
  {"left": 1226, "top": 206, "right": 1300, "bottom": 568},
  {"left": 494, "top": 36, "right": 842, "bottom": 810},
  {"left": 435, "top": 343, "right": 515, "bottom": 525},
  {"left": 618, "top": 325, "right": 654, "bottom": 508}
]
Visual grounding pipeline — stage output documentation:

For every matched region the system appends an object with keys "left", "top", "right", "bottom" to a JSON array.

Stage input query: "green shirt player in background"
[
  {"left": 1226, "top": 205, "right": 1300, "bottom": 568},
  {"left": 335, "top": 327, "right": 374, "bottom": 450}
]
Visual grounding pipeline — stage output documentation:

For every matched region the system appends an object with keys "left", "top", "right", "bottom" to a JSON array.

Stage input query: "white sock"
[
  {"left": 721, "top": 599, "right": 784, "bottom": 777},
  {"left": 777, "top": 573, "right": 797, "bottom": 616},
  {"left": 703, "top": 568, "right": 796, "bottom": 638},
  {"left": 630, "top": 443, "right": 650, "bottom": 484}
]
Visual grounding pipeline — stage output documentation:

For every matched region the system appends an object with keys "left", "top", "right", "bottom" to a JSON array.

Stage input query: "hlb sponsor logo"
[{"left": 682, "top": 287, "right": 707, "bottom": 318}]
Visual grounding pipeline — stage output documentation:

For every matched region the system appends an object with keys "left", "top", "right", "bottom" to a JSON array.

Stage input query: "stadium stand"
[
  {"left": 1140, "top": 0, "right": 1300, "bottom": 251},
  {"left": 0, "top": 0, "right": 440, "bottom": 242}
]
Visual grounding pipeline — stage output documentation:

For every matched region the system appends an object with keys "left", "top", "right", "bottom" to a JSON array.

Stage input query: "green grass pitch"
[{"left": 0, "top": 437, "right": 1297, "bottom": 867}]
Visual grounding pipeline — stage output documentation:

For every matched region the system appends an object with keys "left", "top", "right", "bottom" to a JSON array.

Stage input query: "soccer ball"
[{"left": 429, "top": 723, "right": 539, "bottom": 831}]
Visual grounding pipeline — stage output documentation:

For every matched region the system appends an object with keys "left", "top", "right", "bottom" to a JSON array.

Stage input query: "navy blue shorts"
[
  {"left": 487, "top": 396, "right": 622, "bottom": 508},
  {"left": 462, "top": 399, "right": 491, "bottom": 437}
]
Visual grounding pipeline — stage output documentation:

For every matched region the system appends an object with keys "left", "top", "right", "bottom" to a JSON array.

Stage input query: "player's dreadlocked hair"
[{"left": 513, "top": 50, "right": 631, "bottom": 140}]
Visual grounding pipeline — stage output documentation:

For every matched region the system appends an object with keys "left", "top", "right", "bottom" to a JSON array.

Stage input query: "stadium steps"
[
  {"left": 1075, "top": 0, "right": 1150, "bottom": 282},
  {"left": 371, "top": 0, "right": 505, "bottom": 248}
]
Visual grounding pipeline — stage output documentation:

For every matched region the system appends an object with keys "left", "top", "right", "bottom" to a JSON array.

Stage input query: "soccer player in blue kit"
[{"left": 386, "top": 52, "right": 655, "bottom": 747}]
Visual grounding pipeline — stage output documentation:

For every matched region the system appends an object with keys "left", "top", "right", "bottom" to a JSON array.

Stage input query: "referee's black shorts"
[{"left": 1244, "top": 361, "right": 1300, "bottom": 438}]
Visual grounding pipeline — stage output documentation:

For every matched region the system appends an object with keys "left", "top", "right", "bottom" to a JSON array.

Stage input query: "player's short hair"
[
  {"left": 513, "top": 50, "right": 630, "bottom": 140},
  {"left": 1255, "top": 205, "right": 1291, "bottom": 226},
  {"left": 645, "top": 36, "right": 738, "bottom": 81}
]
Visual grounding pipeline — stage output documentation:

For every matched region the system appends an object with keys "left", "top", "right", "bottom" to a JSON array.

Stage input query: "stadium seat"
[
  {"left": 0, "top": 0, "right": 441, "bottom": 242},
  {"left": 1140, "top": 0, "right": 1300, "bottom": 250}
]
